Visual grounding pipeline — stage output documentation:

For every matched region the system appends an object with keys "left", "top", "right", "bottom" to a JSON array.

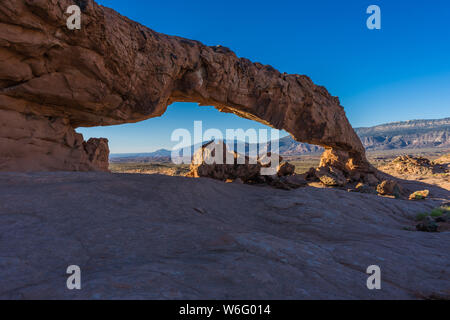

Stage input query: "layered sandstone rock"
[
  {"left": 186, "top": 141, "right": 306, "bottom": 189},
  {"left": 377, "top": 180, "right": 403, "bottom": 198},
  {"left": 0, "top": 0, "right": 373, "bottom": 177},
  {"left": 186, "top": 141, "right": 262, "bottom": 182},
  {"left": 380, "top": 155, "right": 449, "bottom": 176},
  {"left": 186, "top": 141, "right": 296, "bottom": 183},
  {"left": 0, "top": 108, "right": 109, "bottom": 171}
]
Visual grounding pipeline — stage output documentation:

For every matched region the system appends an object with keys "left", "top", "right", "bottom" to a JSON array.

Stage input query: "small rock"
[
  {"left": 277, "top": 162, "right": 295, "bottom": 177},
  {"left": 355, "top": 183, "right": 377, "bottom": 194},
  {"left": 315, "top": 166, "right": 346, "bottom": 187},
  {"left": 409, "top": 190, "right": 430, "bottom": 200},
  {"left": 377, "top": 180, "right": 403, "bottom": 198}
]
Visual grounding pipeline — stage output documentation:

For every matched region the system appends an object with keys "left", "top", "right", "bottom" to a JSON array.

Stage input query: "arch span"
[{"left": 0, "top": 0, "right": 375, "bottom": 181}]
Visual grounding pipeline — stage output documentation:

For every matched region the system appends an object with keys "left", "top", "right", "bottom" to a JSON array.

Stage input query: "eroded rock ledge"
[{"left": 0, "top": 0, "right": 375, "bottom": 181}]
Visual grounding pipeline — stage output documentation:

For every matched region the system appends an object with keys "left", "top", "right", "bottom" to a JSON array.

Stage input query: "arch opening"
[{"left": 77, "top": 102, "right": 324, "bottom": 177}]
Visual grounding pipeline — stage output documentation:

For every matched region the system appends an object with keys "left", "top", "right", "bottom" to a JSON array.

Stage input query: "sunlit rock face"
[
  {"left": 0, "top": 108, "right": 109, "bottom": 172},
  {"left": 0, "top": 0, "right": 373, "bottom": 178}
]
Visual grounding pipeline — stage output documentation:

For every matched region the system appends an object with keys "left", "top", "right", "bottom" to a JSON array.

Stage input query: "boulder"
[
  {"left": 315, "top": 166, "right": 347, "bottom": 187},
  {"left": 354, "top": 183, "right": 377, "bottom": 195},
  {"left": 187, "top": 142, "right": 262, "bottom": 182},
  {"left": 277, "top": 162, "right": 296, "bottom": 177},
  {"left": 409, "top": 190, "right": 430, "bottom": 200},
  {"left": 187, "top": 141, "right": 264, "bottom": 182},
  {"left": 187, "top": 141, "right": 304, "bottom": 190},
  {"left": 377, "top": 180, "right": 403, "bottom": 198}
]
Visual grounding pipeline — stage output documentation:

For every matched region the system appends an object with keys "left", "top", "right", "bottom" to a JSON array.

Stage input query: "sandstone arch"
[{"left": 0, "top": 0, "right": 375, "bottom": 181}]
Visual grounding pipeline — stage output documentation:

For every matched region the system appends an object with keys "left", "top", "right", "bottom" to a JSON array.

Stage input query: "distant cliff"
[
  {"left": 356, "top": 118, "right": 450, "bottom": 150},
  {"left": 279, "top": 118, "right": 450, "bottom": 155}
]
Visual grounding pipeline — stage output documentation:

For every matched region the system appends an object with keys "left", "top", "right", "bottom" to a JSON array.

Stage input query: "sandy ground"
[{"left": 0, "top": 172, "right": 449, "bottom": 299}]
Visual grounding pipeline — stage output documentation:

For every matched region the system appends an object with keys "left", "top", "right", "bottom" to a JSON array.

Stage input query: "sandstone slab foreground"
[
  {"left": 0, "top": 0, "right": 372, "bottom": 180},
  {"left": 0, "top": 172, "right": 449, "bottom": 299}
]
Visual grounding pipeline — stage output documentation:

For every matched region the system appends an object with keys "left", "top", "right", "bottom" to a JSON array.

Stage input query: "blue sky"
[{"left": 79, "top": 0, "right": 450, "bottom": 153}]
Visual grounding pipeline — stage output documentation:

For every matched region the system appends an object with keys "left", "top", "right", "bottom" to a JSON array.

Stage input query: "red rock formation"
[
  {"left": 0, "top": 108, "right": 108, "bottom": 171},
  {"left": 0, "top": 0, "right": 374, "bottom": 178},
  {"left": 186, "top": 141, "right": 262, "bottom": 182}
]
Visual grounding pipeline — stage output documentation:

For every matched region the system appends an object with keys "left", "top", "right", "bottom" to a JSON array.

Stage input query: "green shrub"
[
  {"left": 430, "top": 208, "right": 443, "bottom": 217},
  {"left": 416, "top": 206, "right": 450, "bottom": 220}
]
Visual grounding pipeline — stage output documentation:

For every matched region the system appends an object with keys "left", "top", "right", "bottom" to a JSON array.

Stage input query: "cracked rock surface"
[{"left": 0, "top": 172, "right": 448, "bottom": 299}]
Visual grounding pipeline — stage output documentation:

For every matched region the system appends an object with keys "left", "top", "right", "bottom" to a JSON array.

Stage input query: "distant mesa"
[
  {"left": 110, "top": 117, "right": 450, "bottom": 161},
  {"left": 110, "top": 149, "right": 173, "bottom": 162},
  {"left": 356, "top": 118, "right": 450, "bottom": 151}
]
